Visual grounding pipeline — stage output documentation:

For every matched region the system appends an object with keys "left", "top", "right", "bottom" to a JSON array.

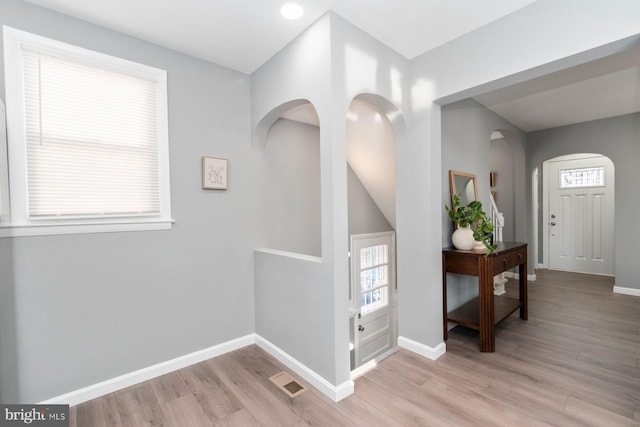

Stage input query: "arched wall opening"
[
  {"left": 346, "top": 98, "right": 395, "bottom": 236},
  {"left": 260, "top": 100, "right": 322, "bottom": 257},
  {"left": 346, "top": 93, "right": 407, "bottom": 372}
]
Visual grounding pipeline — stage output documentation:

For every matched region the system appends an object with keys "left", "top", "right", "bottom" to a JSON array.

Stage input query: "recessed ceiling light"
[{"left": 280, "top": 3, "right": 304, "bottom": 20}]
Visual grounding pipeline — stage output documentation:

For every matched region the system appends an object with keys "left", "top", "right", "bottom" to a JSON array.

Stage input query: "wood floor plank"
[
  {"left": 178, "top": 361, "right": 244, "bottom": 422},
  {"left": 564, "top": 396, "right": 639, "bottom": 427},
  {"left": 75, "top": 397, "right": 108, "bottom": 427},
  {"left": 160, "top": 394, "right": 212, "bottom": 426},
  {"left": 355, "top": 375, "right": 465, "bottom": 426},
  {"left": 72, "top": 269, "right": 640, "bottom": 426},
  {"left": 149, "top": 371, "right": 191, "bottom": 404},
  {"left": 213, "top": 408, "right": 262, "bottom": 427},
  {"left": 332, "top": 391, "right": 401, "bottom": 427},
  {"left": 421, "top": 375, "right": 551, "bottom": 427},
  {"left": 115, "top": 383, "right": 169, "bottom": 427},
  {"left": 68, "top": 405, "right": 77, "bottom": 427}
]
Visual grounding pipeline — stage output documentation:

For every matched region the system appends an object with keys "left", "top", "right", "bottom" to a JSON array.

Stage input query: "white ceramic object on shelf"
[{"left": 451, "top": 226, "right": 475, "bottom": 250}]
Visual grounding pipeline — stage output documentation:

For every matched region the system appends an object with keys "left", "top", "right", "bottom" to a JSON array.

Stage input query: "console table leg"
[
  {"left": 478, "top": 257, "right": 495, "bottom": 352},
  {"left": 442, "top": 255, "right": 448, "bottom": 340},
  {"left": 519, "top": 261, "right": 528, "bottom": 320}
]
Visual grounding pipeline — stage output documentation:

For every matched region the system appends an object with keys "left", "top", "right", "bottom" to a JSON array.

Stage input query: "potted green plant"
[{"left": 445, "top": 194, "right": 497, "bottom": 253}]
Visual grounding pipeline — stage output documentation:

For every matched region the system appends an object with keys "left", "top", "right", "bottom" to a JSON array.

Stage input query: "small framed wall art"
[{"left": 202, "top": 156, "right": 228, "bottom": 190}]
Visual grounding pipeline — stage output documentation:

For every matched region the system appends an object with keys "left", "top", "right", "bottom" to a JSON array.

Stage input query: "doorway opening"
[{"left": 346, "top": 96, "right": 398, "bottom": 373}]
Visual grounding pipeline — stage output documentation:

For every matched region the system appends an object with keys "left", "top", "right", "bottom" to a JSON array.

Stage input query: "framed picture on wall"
[
  {"left": 202, "top": 156, "right": 228, "bottom": 190},
  {"left": 490, "top": 171, "right": 496, "bottom": 187}
]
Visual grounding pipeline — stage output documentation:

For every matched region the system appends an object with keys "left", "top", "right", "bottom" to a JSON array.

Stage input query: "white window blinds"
[{"left": 22, "top": 48, "right": 161, "bottom": 219}]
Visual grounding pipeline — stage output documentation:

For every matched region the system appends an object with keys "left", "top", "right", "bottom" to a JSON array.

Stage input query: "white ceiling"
[
  {"left": 474, "top": 44, "right": 640, "bottom": 132},
  {"left": 23, "top": 0, "right": 640, "bottom": 132},
  {"left": 24, "top": 0, "right": 538, "bottom": 74}
]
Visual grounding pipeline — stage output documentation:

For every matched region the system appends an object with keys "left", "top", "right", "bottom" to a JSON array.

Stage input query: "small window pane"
[
  {"left": 360, "top": 287, "right": 388, "bottom": 314},
  {"left": 560, "top": 166, "right": 604, "bottom": 188},
  {"left": 360, "top": 266, "right": 388, "bottom": 292},
  {"left": 360, "top": 244, "right": 388, "bottom": 269}
]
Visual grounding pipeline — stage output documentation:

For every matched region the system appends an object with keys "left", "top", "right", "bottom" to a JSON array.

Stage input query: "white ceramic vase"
[{"left": 451, "top": 226, "right": 475, "bottom": 250}]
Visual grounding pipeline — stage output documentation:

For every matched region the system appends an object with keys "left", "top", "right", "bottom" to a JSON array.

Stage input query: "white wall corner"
[
  {"left": 397, "top": 336, "right": 446, "bottom": 360},
  {"left": 255, "top": 335, "right": 354, "bottom": 402},
  {"left": 613, "top": 286, "right": 640, "bottom": 297},
  {"left": 39, "top": 334, "right": 256, "bottom": 406}
]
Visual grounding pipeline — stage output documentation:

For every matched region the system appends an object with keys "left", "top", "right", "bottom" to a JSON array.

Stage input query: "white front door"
[
  {"left": 547, "top": 155, "right": 614, "bottom": 275},
  {"left": 350, "top": 232, "right": 396, "bottom": 369}
]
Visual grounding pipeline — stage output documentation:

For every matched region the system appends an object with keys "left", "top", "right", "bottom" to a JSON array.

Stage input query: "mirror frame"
[{"left": 449, "top": 170, "right": 479, "bottom": 207}]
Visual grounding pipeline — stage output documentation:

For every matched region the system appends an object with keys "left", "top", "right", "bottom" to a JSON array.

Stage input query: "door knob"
[
  {"left": 551, "top": 214, "right": 556, "bottom": 219},
  {"left": 550, "top": 222, "right": 556, "bottom": 226},
  {"left": 358, "top": 325, "right": 365, "bottom": 332}
]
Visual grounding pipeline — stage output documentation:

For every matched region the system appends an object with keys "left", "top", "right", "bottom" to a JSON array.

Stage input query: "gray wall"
[
  {"left": 0, "top": 98, "right": 17, "bottom": 403},
  {"left": 528, "top": 113, "right": 640, "bottom": 290},
  {"left": 348, "top": 164, "right": 393, "bottom": 237},
  {"left": 0, "top": 0, "right": 257, "bottom": 402},
  {"left": 0, "top": 237, "right": 17, "bottom": 403},
  {"left": 262, "top": 119, "right": 321, "bottom": 257},
  {"left": 441, "top": 99, "right": 527, "bottom": 310},
  {"left": 490, "top": 138, "right": 515, "bottom": 242}
]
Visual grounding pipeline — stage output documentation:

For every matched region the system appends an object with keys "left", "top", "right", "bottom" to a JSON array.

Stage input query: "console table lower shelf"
[{"left": 446, "top": 295, "right": 522, "bottom": 331}]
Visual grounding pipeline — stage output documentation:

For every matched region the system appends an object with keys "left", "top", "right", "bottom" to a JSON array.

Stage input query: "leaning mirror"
[{"left": 449, "top": 170, "right": 478, "bottom": 206}]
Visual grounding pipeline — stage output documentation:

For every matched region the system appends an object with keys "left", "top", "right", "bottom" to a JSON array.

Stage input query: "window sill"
[{"left": 0, "top": 219, "right": 174, "bottom": 238}]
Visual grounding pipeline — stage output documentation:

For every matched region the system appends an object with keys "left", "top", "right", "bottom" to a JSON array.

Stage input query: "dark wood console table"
[{"left": 442, "top": 242, "right": 528, "bottom": 352}]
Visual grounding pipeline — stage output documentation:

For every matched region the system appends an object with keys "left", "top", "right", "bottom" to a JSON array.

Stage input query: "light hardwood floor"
[{"left": 71, "top": 270, "right": 640, "bottom": 426}]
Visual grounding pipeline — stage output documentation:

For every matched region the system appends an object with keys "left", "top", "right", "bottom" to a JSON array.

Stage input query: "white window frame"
[
  {"left": 559, "top": 165, "right": 605, "bottom": 189},
  {"left": 1, "top": 26, "right": 172, "bottom": 237}
]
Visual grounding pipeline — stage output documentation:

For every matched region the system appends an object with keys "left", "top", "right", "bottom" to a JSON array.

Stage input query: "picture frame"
[
  {"left": 202, "top": 156, "right": 228, "bottom": 190},
  {"left": 490, "top": 171, "right": 496, "bottom": 187}
]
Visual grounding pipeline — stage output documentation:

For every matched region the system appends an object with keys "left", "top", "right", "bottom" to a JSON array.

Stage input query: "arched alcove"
[
  {"left": 346, "top": 93, "right": 408, "bottom": 235},
  {"left": 346, "top": 99, "right": 395, "bottom": 236},
  {"left": 346, "top": 93, "right": 407, "bottom": 371},
  {"left": 260, "top": 101, "right": 322, "bottom": 257}
]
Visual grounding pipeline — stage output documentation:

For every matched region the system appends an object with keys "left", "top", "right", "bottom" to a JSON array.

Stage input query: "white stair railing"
[
  {"left": 489, "top": 193, "right": 504, "bottom": 243},
  {"left": 489, "top": 193, "right": 507, "bottom": 295}
]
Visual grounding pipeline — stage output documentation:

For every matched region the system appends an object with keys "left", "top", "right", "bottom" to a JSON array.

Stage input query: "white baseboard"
[
  {"left": 397, "top": 336, "right": 446, "bottom": 360},
  {"left": 255, "top": 335, "right": 354, "bottom": 402},
  {"left": 613, "top": 286, "right": 640, "bottom": 297},
  {"left": 39, "top": 334, "right": 256, "bottom": 406},
  {"left": 536, "top": 263, "right": 545, "bottom": 269},
  {"left": 504, "top": 272, "right": 537, "bottom": 282},
  {"left": 39, "top": 333, "right": 356, "bottom": 407}
]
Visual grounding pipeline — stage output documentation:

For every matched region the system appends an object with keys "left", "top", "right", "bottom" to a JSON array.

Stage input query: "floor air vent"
[{"left": 269, "top": 371, "right": 306, "bottom": 398}]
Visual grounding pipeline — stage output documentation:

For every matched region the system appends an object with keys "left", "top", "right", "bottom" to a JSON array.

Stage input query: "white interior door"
[
  {"left": 547, "top": 155, "right": 614, "bottom": 275},
  {"left": 350, "top": 232, "right": 396, "bottom": 369}
]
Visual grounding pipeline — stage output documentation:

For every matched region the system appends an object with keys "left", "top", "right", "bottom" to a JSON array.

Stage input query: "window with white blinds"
[{"left": 2, "top": 27, "right": 172, "bottom": 236}]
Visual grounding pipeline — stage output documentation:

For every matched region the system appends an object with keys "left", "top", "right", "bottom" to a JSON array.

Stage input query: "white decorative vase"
[{"left": 451, "top": 226, "right": 475, "bottom": 250}]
